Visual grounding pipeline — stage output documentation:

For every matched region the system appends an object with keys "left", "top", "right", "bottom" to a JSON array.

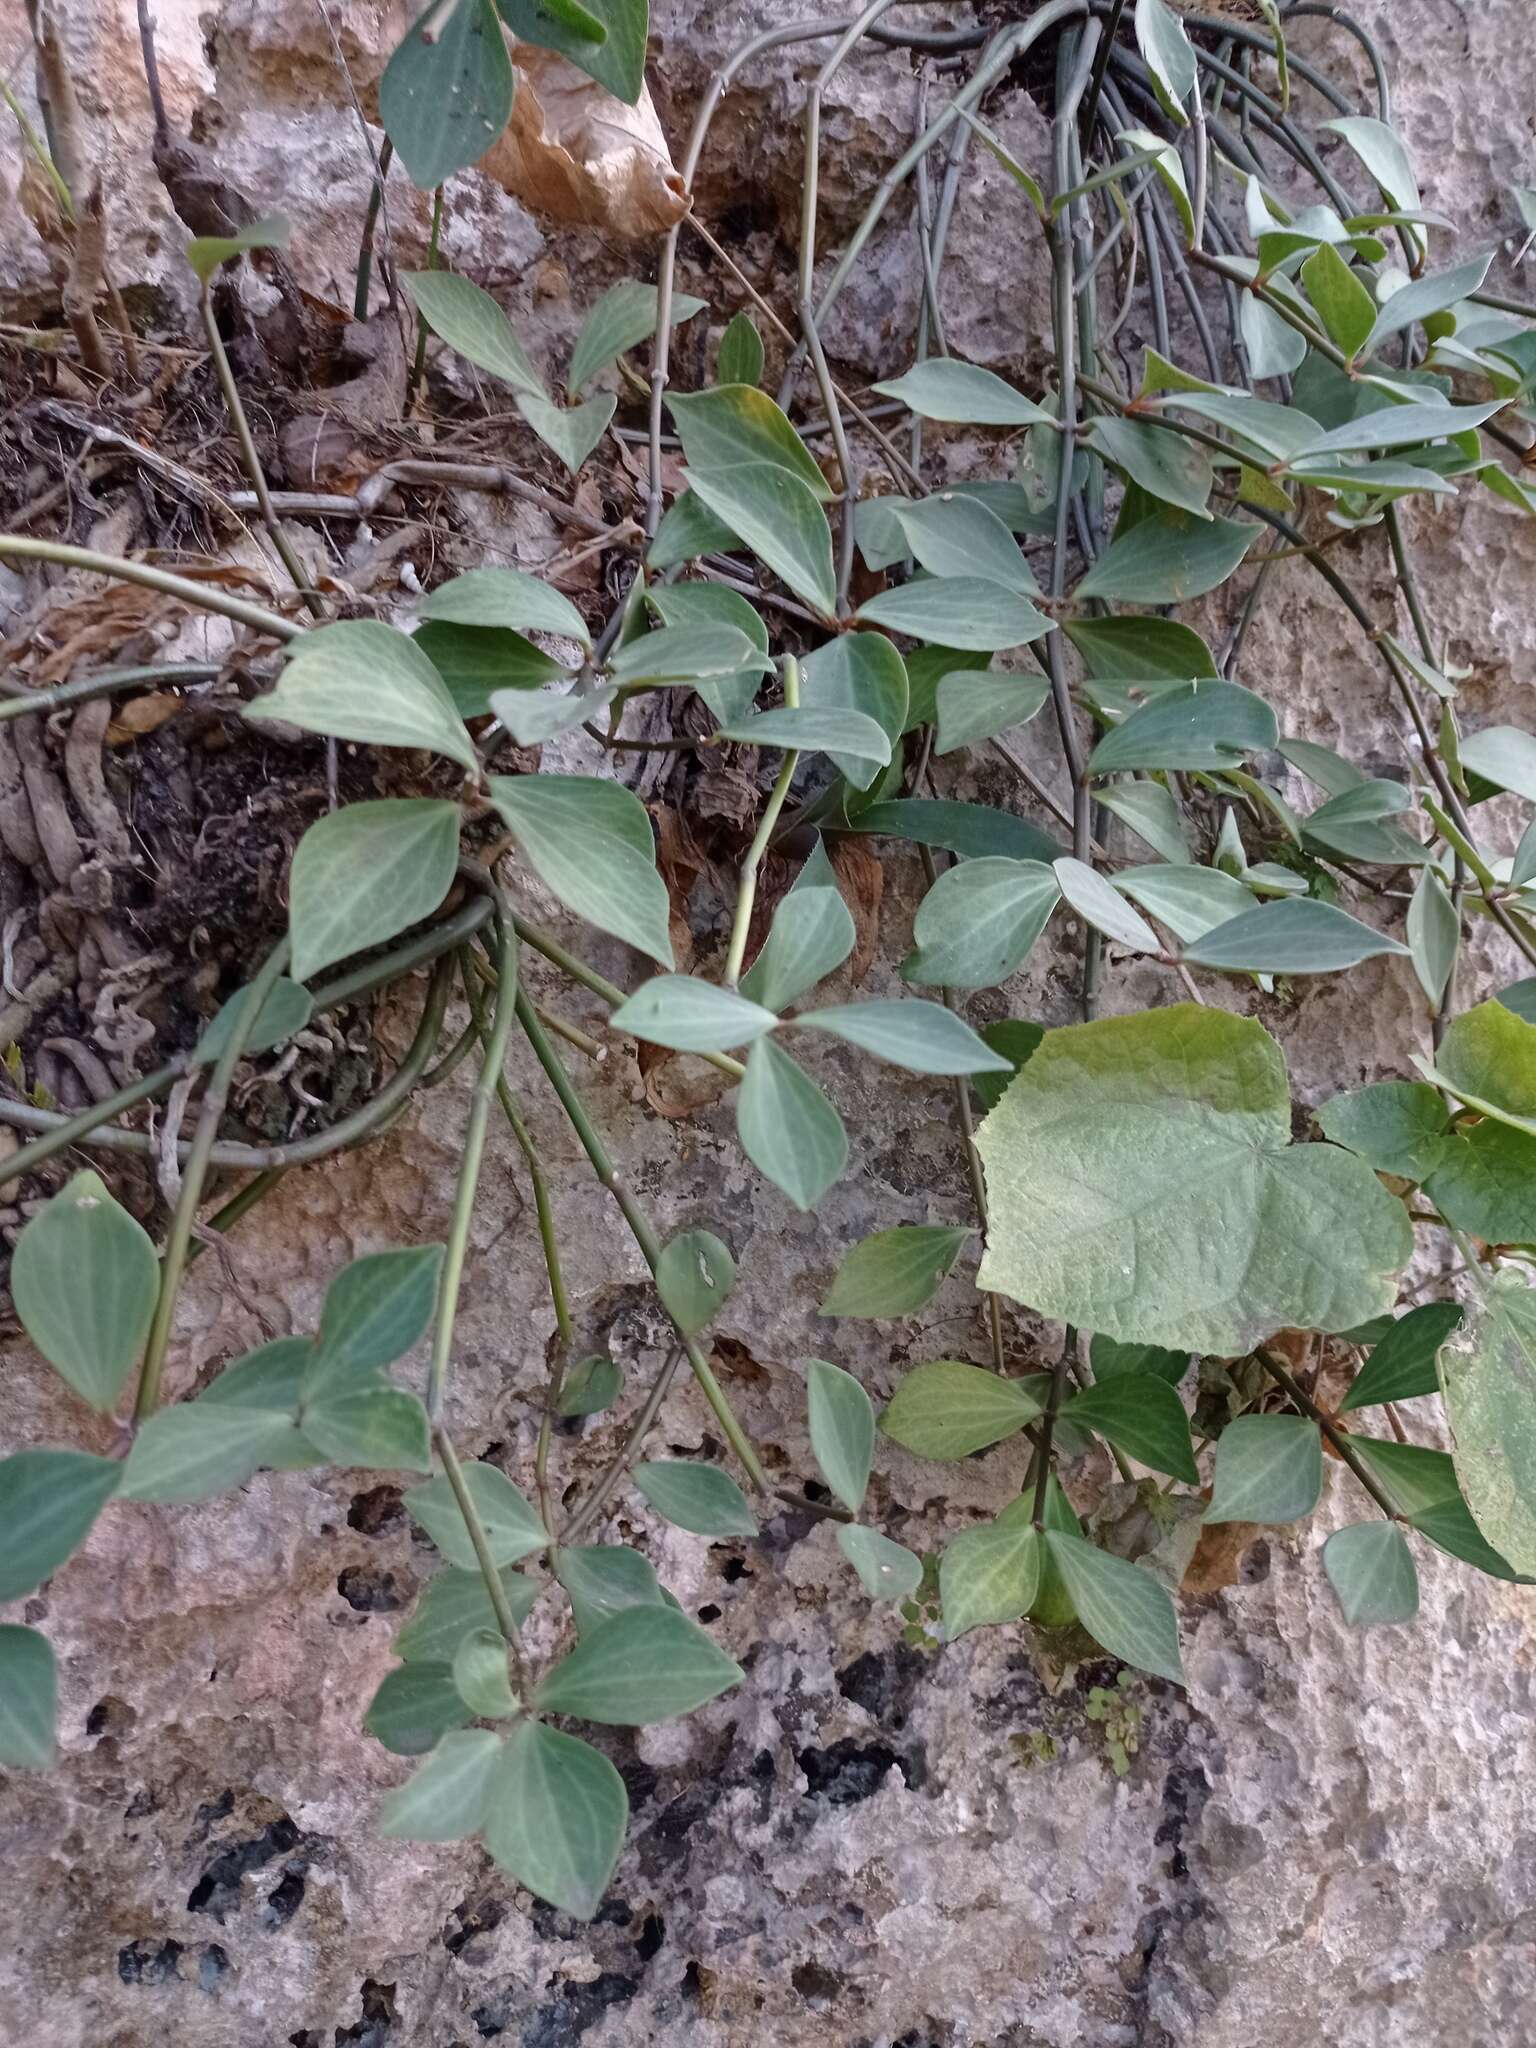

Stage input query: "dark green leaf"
[
  {"left": 806, "top": 1359, "right": 875, "bottom": 1512},
  {"left": 1064, "top": 614, "right": 1215, "bottom": 679},
  {"left": 633, "top": 1461, "right": 757, "bottom": 1537},
  {"left": 0, "top": 1450, "right": 120, "bottom": 1602},
  {"left": 1341, "top": 1301, "right": 1463, "bottom": 1411},
  {"left": 971, "top": 1019, "right": 1044, "bottom": 1113},
  {"left": 608, "top": 622, "right": 768, "bottom": 689},
  {"left": 0, "top": 1627, "right": 55, "bottom": 1769},
  {"left": 405, "top": 1462, "right": 547, "bottom": 1568},
  {"left": 1204, "top": 1415, "right": 1322, "bottom": 1525},
  {"left": 735, "top": 1037, "right": 847, "bottom": 1210},
  {"left": 848, "top": 798, "right": 1061, "bottom": 865},
  {"left": 193, "top": 977, "right": 313, "bottom": 1066},
  {"left": 413, "top": 622, "right": 567, "bottom": 718},
  {"left": 364, "top": 1662, "right": 472, "bottom": 1756},
  {"left": 1075, "top": 509, "right": 1255, "bottom": 604},
  {"left": 1082, "top": 415, "right": 1212, "bottom": 516},
  {"left": 1090, "top": 1336, "right": 1190, "bottom": 1385},
  {"left": 1060, "top": 1376, "right": 1199, "bottom": 1483},
  {"left": 452, "top": 1627, "right": 518, "bottom": 1717},
  {"left": 11, "top": 1170, "right": 158, "bottom": 1413},
  {"left": 1301, "top": 242, "right": 1377, "bottom": 358},
  {"left": 655, "top": 1229, "right": 736, "bottom": 1335},
  {"left": 686, "top": 465, "right": 836, "bottom": 616},
  {"left": 648, "top": 488, "right": 742, "bottom": 571},
  {"left": 555, "top": 1354, "right": 622, "bottom": 1418},
  {"left": 1349, "top": 1435, "right": 1460, "bottom": 1518},
  {"left": 668, "top": 384, "right": 831, "bottom": 498},
  {"left": 1437, "top": 1273, "right": 1536, "bottom": 1573},
  {"left": 379, "top": 0, "right": 513, "bottom": 189},
  {"left": 819, "top": 1225, "right": 971, "bottom": 1318},
  {"left": 533, "top": 1604, "right": 743, "bottom": 1723},
  {"left": 1409, "top": 1495, "right": 1528, "bottom": 1581},
  {"left": 185, "top": 215, "right": 289, "bottom": 284},
  {"left": 1044, "top": 1531, "right": 1184, "bottom": 1683},
  {"left": 483, "top": 1719, "right": 628, "bottom": 1921},
  {"left": 496, "top": 0, "right": 645, "bottom": 104},
  {"left": 421, "top": 565, "right": 588, "bottom": 645},
  {"left": 934, "top": 671, "right": 1051, "bottom": 756},
  {"left": 880, "top": 1359, "right": 1044, "bottom": 1461},
  {"left": 1427, "top": 1122, "right": 1536, "bottom": 1245}
]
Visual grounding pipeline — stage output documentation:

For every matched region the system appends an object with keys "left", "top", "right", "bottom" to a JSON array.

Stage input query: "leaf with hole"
[
  {"left": 880, "top": 1359, "right": 1044, "bottom": 1462},
  {"left": 0, "top": 1450, "right": 120, "bottom": 1604},
  {"left": 378, "top": 1726, "right": 502, "bottom": 1842},
  {"left": 490, "top": 773, "right": 672, "bottom": 966},
  {"left": 405, "top": 1462, "right": 547, "bottom": 1569},
  {"left": 568, "top": 281, "right": 704, "bottom": 395},
  {"left": 11, "top": 1170, "right": 159, "bottom": 1413},
  {"left": 633, "top": 1461, "right": 756, "bottom": 1538},
  {"left": 838, "top": 1525, "right": 924, "bottom": 1600},
  {"left": 855, "top": 579, "right": 1050, "bottom": 653},
  {"left": 655, "top": 1229, "right": 736, "bottom": 1336},
  {"left": 1204, "top": 1415, "right": 1322, "bottom": 1525},
  {"left": 1045, "top": 1531, "right": 1184, "bottom": 1683},
  {"left": 941, "top": 1519, "right": 1041, "bottom": 1639},
  {"left": 806, "top": 1358, "right": 875, "bottom": 1512},
  {"left": 611, "top": 977, "right": 776, "bottom": 1053},
  {"left": 379, "top": 0, "right": 513, "bottom": 189},
  {"left": 404, "top": 269, "right": 546, "bottom": 397},
  {"left": 396, "top": 1566, "right": 539, "bottom": 1664},
  {"left": 871, "top": 359, "right": 1052, "bottom": 426},
  {"left": 483, "top": 1718, "right": 627, "bottom": 1921},
  {"left": 1183, "top": 899, "right": 1409, "bottom": 974},
  {"left": 819, "top": 1226, "right": 971, "bottom": 1318},
  {"left": 976, "top": 1006, "right": 1413, "bottom": 1353},
  {"left": 797, "top": 999, "right": 1012, "bottom": 1076},
  {"left": 0, "top": 1627, "right": 55, "bottom": 1770},
  {"left": 1060, "top": 1377, "right": 1199, "bottom": 1483},
  {"left": 735, "top": 1037, "right": 847, "bottom": 1210},
  {"left": 902, "top": 858, "right": 1059, "bottom": 990},
  {"left": 247, "top": 622, "right": 475, "bottom": 769},
  {"left": 1323, "top": 1522, "right": 1419, "bottom": 1626},
  {"left": 740, "top": 840, "right": 854, "bottom": 1011},
  {"left": 1341, "top": 1301, "right": 1463, "bottom": 1411},
  {"left": 534, "top": 1603, "right": 743, "bottom": 1723}
]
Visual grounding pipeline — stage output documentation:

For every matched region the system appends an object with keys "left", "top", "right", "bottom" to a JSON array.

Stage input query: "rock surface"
[{"left": 3, "top": 3, "right": 1536, "bottom": 2045}]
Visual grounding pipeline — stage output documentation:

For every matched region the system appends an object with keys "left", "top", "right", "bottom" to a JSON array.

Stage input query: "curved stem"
[
  {"left": 0, "top": 536, "right": 302, "bottom": 641},
  {"left": 435, "top": 1426, "right": 529, "bottom": 1685}
]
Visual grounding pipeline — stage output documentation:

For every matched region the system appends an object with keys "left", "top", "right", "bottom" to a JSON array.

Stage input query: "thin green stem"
[
  {"left": 560, "top": 1346, "right": 685, "bottom": 1545},
  {"left": 1031, "top": 1330, "right": 1076, "bottom": 1528},
  {"left": 407, "top": 186, "right": 442, "bottom": 407},
  {"left": 723, "top": 654, "right": 801, "bottom": 987},
  {"left": 0, "top": 537, "right": 302, "bottom": 641},
  {"left": 0, "top": 661, "right": 224, "bottom": 723},
  {"left": 514, "top": 990, "right": 772, "bottom": 1495},
  {"left": 434, "top": 1427, "right": 529, "bottom": 1687},
  {"left": 134, "top": 938, "right": 290, "bottom": 1419}
]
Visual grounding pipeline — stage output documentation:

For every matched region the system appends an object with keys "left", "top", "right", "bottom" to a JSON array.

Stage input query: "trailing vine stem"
[
  {"left": 1255, "top": 1349, "right": 1401, "bottom": 1525},
  {"left": 723, "top": 654, "right": 801, "bottom": 988},
  {"left": 434, "top": 1428, "right": 529, "bottom": 1689}
]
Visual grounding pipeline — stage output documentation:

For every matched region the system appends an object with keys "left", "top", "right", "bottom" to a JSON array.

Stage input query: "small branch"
[
  {"left": 723, "top": 653, "right": 800, "bottom": 987},
  {"left": 0, "top": 536, "right": 303, "bottom": 641},
  {"left": 560, "top": 1346, "right": 684, "bottom": 1545},
  {"left": 435, "top": 1427, "right": 530, "bottom": 1693}
]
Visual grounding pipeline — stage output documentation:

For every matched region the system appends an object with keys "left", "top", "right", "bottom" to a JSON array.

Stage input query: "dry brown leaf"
[
  {"left": 830, "top": 838, "right": 883, "bottom": 985},
  {"left": 638, "top": 1042, "right": 731, "bottom": 1120},
  {"left": 654, "top": 805, "right": 704, "bottom": 973},
  {"left": 1182, "top": 1518, "right": 1266, "bottom": 1595},
  {"left": 481, "top": 43, "right": 688, "bottom": 236},
  {"left": 107, "top": 693, "right": 184, "bottom": 744}
]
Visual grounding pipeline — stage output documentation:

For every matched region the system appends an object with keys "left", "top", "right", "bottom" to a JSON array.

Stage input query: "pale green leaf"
[
  {"left": 420, "top": 565, "right": 588, "bottom": 646},
  {"left": 120, "top": 1404, "right": 299, "bottom": 1502},
  {"left": 819, "top": 1226, "right": 971, "bottom": 1318},
  {"left": 405, "top": 1462, "right": 547, "bottom": 1568},
  {"left": 1284, "top": 397, "right": 1505, "bottom": 463},
  {"left": 796, "top": 998, "right": 1011, "bottom": 1077},
  {"left": 646, "top": 581, "right": 768, "bottom": 725},
  {"left": 1113, "top": 864, "right": 1253, "bottom": 945},
  {"left": 718, "top": 311, "right": 764, "bottom": 386},
  {"left": 611, "top": 977, "right": 776, "bottom": 1053},
  {"left": 686, "top": 464, "right": 836, "bottom": 617},
  {"left": 655, "top": 1229, "right": 736, "bottom": 1336},
  {"left": 302, "top": 1380, "right": 432, "bottom": 1472},
  {"left": 1414, "top": 1000, "right": 1536, "bottom": 1139},
  {"left": 517, "top": 390, "right": 616, "bottom": 473},
  {"left": 855, "top": 579, "right": 1051, "bottom": 653},
  {"left": 0, "top": 1627, "right": 55, "bottom": 1769},
  {"left": 11, "top": 1170, "right": 159, "bottom": 1413},
  {"left": 668, "top": 384, "right": 832, "bottom": 499},
  {"left": 0, "top": 1450, "right": 120, "bottom": 1602},
  {"left": 555, "top": 1545, "right": 668, "bottom": 1636},
  {"left": 534, "top": 1604, "right": 743, "bottom": 1723},
  {"left": 633, "top": 1460, "right": 757, "bottom": 1537},
  {"left": 1088, "top": 682, "right": 1276, "bottom": 777},
  {"left": 1183, "top": 899, "right": 1409, "bottom": 973},
  {"left": 838, "top": 1525, "right": 923, "bottom": 1600},
  {"left": 735, "top": 1037, "right": 847, "bottom": 1210},
  {"left": 396, "top": 1566, "right": 539, "bottom": 1664},
  {"left": 186, "top": 214, "right": 288, "bottom": 284},
  {"left": 806, "top": 1358, "right": 875, "bottom": 1512},
  {"left": 1458, "top": 725, "right": 1536, "bottom": 803},
  {"left": 1316, "top": 1080, "right": 1452, "bottom": 1181},
  {"left": 365, "top": 1662, "right": 472, "bottom": 1756},
  {"left": 1426, "top": 1122, "right": 1536, "bottom": 1245},
  {"left": 1076, "top": 509, "right": 1255, "bottom": 605},
  {"left": 1082, "top": 415, "right": 1212, "bottom": 516},
  {"left": 247, "top": 621, "right": 476, "bottom": 770},
  {"left": 1115, "top": 127, "right": 1193, "bottom": 242},
  {"left": 287, "top": 799, "right": 460, "bottom": 983},
  {"left": 893, "top": 495, "right": 1041, "bottom": 592},
  {"left": 608, "top": 622, "right": 768, "bottom": 688},
  {"left": 870, "top": 359, "right": 1052, "bottom": 426},
  {"left": 193, "top": 977, "right": 313, "bottom": 1065},
  {"left": 934, "top": 671, "right": 1050, "bottom": 756},
  {"left": 880, "top": 1359, "right": 1044, "bottom": 1461},
  {"left": 1053, "top": 857, "right": 1161, "bottom": 953},
  {"left": 491, "top": 684, "right": 605, "bottom": 745},
  {"left": 718, "top": 704, "right": 891, "bottom": 770},
  {"left": 1437, "top": 1272, "right": 1536, "bottom": 1575},
  {"left": 941, "top": 1519, "right": 1041, "bottom": 1639},
  {"left": 405, "top": 269, "right": 545, "bottom": 398},
  {"left": 902, "top": 858, "right": 1059, "bottom": 989},
  {"left": 1135, "top": 0, "right": 1197, "bottom": 122},
  {"left": 1323, "top": 1522, "right": 1419, "bottom": 1625},
  {"left": 568, "top": 281, "right": 704, "bottom": 395},
  {"left": 311, "top": 1245, "right": 446, "bottom": 1381},
  {"left": 800, "top": 633, "right": 909, "bottom": 788},
  {"left": 378, "top": 1727, "right": 502, "bottom": 1841},
  {"left": 1364, "top": 251, "right": 1495, "bottom": 356},
  {"left": 452, "top": 1627, "right": 518, "bottom": 1718},
  {"left": 740, "top": 841, "right": 854, "bottom": 1010},
  {"left": 1204, "top": 1414, "right": 1322, "bottom": 1524},
  {"left": 196, "top": 1337, "right": 318, "bottom": 1472},
  {"left": 379, "top": 0, "right": 512, "bottom": 189},
  {"left": 1044, "top": 1531, "right": 1184, "bottom": 1683},
  {"left": 975, "top": 1006, "right": 1413, "bottom": 1353},
  {"left": 483, "top": 1720, "right": 627, "bottom": 1921},
  {"left": 489, "top": 773, "right": 673, "bottom": 966}
]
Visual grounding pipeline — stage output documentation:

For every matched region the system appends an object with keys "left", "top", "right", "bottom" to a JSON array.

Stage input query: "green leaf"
[
  {"left": 646, "top": 581, "right": 768, "bottom": 725},
  {"left": 404, "top": 270, "right": 546, "bottom": 398},
  {"left": 568, "top": 281, "right": 704, "bottom": 395},
  {"left": 1408, "top": 1494, "right": 1529, "bottom": 1582},
  {"left": 1060, "top": 1377, "right": 1199, "bottom": 1484},
  {"left": 193, "top": 977, "right": 313, "bottom": 1066},
  {"left": 806, "top": 1359, "right": 875, "bottom": 1512},
  {"left": 739, "top": 840, "right": 853, "bottom": 1011},
  {"left": 800, "top": 633, "right": 909, "bottom": 789},
  {"left": 396, "top": 1565, "right": 539, "bottom": 1663},
  {"left": 1437, "top": 1272, "right": 1536, "bottom": 1574},
  {"left": 1075, "top": 509, "right": 1255, "bottom": 604},
  {"left": 669, "top": 384, "right": 831, "bottom": 498},
  {"left": 648, "top": 487, "right": 742, "bottom": 571},
  {"left": 848, "top": 798, "right": 1060, "bottom": 865},
  {"left": 491, "top": 683, "right": 604, "bottom": 746},
  {"left": 1415, "top": 1000, "right": 1536, "bottom": 1138},
  {"left": 1081, "top": 415, "right": 1212, "bottom": 517},
  {"left": 287, "top": 799, "right": 460, "bottom": 983},
  {"left": 1341, "top": 1301, "right": 1463, "bottom": 1411},
  {"left": 0, "top": 1450, "right": 120, "bottom": 1602},
  {"left": 718, "top": 311, "right": 764, "bottom": 386},
  {"left": 718, "top": 705, "right": 891, "bottom": 772},
  {"left": 517, "top": 390, "right": 616, "bottom": 474},
  {"left": 892, "top": 495, "right": 1041, "bottom": 593},
  {"left": 1204, "top": 1415, "right": 1322, "bottom": 1525},
  {"left": 405, "top": 1462, "right": 546, "bottom": 1568},
  {"left": 902, "top": 858, "right": 1059, "bottom": 990},
  {"left": 655, "top": 1229, "right": 736, "bottom": 1335},
  {"left": 633, "top": 1460, "right": 757, "bottom": 1537},
  {"left": 379, "top": 0, "right": 513, "bottom": 189},
  {"left": 855, "top": 579, "right": 1051, "bottom": 653},
  {"left": 870, "top": 359, "right": 1052, "bottom": 426},
  {"left": 609, "top": 622, "right": 768, "bottom": 689},
  {"left": 302, "top": 1380, "right": 432, "bottom": 1472},
  {"left": 819, "top": 1225, "right": 971, "bottom": 1318},
  {"left": 1088, "top": 682, "right": 1275, "bottom": 776},
  {"left": 1284, "top": 397, "right": 1505, "bottom": 463},
  {"left": 1363, "top": 251, "right": 1495, "bottom": 356},
  {"left": 1302, "top": 779, "right": 1426, "bottom": 868},
  {"left": 1322, "top": 114, "right": 1422, "bottom": 218},
  {"left": 1053, "top": 857, "right": 1161, "bottom": 953},
  {"left": 534, "top": 1604, "right": 743, "bottom": 1723},
  {"left": 119, "top": 1403, "right": 298, "bottom": 1502},
  {"left": 1090, "top": 1335, "right": 1190, "bottom": 1385},
  {"left": 413, "top": 622, "right": 568, "bottom": 718},
  {"left": 1348, "top": 1436, "right": 1460, "bottom": 1518},
  {"left": 687, "top": 464, "right": 836, "bottom": 616},
  {"left": 934, "top": 671, "right": 1051, "bottom": 756},
  {"left": 11, "top": 1170, "right": 159, "bottom": 1413},
  {"left": 1135, "top": 0, "right": 1196, "bottom": 121},
  {"left": 489, "top": 773, "right": 672, "bottom": 966},
  {"left": 1427, "top": 1122, "right": 1536, "bottom": 1245},
  {"left": 378, "top": 1726, "right": 502, "bottom": 1841},
  {"left": 196, "top": 1337, "right": 318, "bottom": 1471},
  {"left": 311, "top": 1246, "right": 445, "bottom": 1380},
  {"left": 1044, "top": 1531, "right": 1184, "bottom": 1683},
  {"left": 1064, "top": 614, "right": 1215, "bottom": 680},
  {"left": 1458, "top": 725, "right": 1536, "bottom": 804},
  {"left": 1316, "top": 1080, "right": 1452, "bottom": 1181},
  {"left": 838, "top": 1525, "right": 924, "bottom": 1600},
  {"left": 1502, "top": 978, "right": 1536, "bottom": 1024},
  {"left": 976, "top": 1006, "right": 1413, "bottom": 1354},
  {"left": 498, "top": 0, "right": 650, "bottom": 97},
  {"left": 972, "top": 1019, "right": 1044, "bottom": 1113},
  {"left": 1241, "top": 289, "right": 1308, "bottom": 380},
  {"left": 1301, "top": 242, "right": 1377, "bottom": 358},
  {"left": 611, "top": 977, "right": 776, "bottom": 1053},
  {"left": 1323, "top": 1522, "right": 1419, "bottom": 1625},
  {"left": 421, "top": 565, "right": 589, "bottom": 647},
  {"left": 247, "top": 621, "right": 475, "bottom": 770},
  {"left": 880, "top": 1359, "right": 1044, "bottom": 1461},
  {"left": 452, "top": 1627, "right": 518, "bottom": 1717},
  {"left": 185, "top": 214, "right": 289, "bottom": 284},
  {"left": 483, "top": 1719, "right": 627, "bottom": 1921},
  {"left": 1182, "top": 899, "right": 1409, "bottom": 973},
  {"left": 555, "top": 1354, "right": 621, "bottom": 1418},
  {"left": 1112, "top": 865, "right": 1254, "bottom": 945},
  {"left": 365, "top": 1662, "right": 473, "bottom": 1756},
  {"left": 796, "top": 999, "right": 1012, "bottom": 1076},
  {"left": 0, "top": 1627, "right": 55, "bottom": 1769},
  {"left": 1115, "top": 126, "right": 1193, "bottom": 241},
  {"left": 555, "top": 1545, "right": 668, "bottom": 1636},
  {"left": 941, "top": 1519, "right": 1041, "bottom": 1639},
  {"left": 735, "top": 1037, "right": 847, "bottom": 1209}
]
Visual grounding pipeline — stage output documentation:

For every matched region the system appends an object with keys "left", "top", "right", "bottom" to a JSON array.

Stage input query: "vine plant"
[{"left": 5, "top": 0, "right": 1536, "bottom": 1920}]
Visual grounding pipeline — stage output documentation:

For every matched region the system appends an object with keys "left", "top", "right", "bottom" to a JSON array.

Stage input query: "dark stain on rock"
[{"left": 187, "top": 1814, "right": 300, "bottom": 1921}]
